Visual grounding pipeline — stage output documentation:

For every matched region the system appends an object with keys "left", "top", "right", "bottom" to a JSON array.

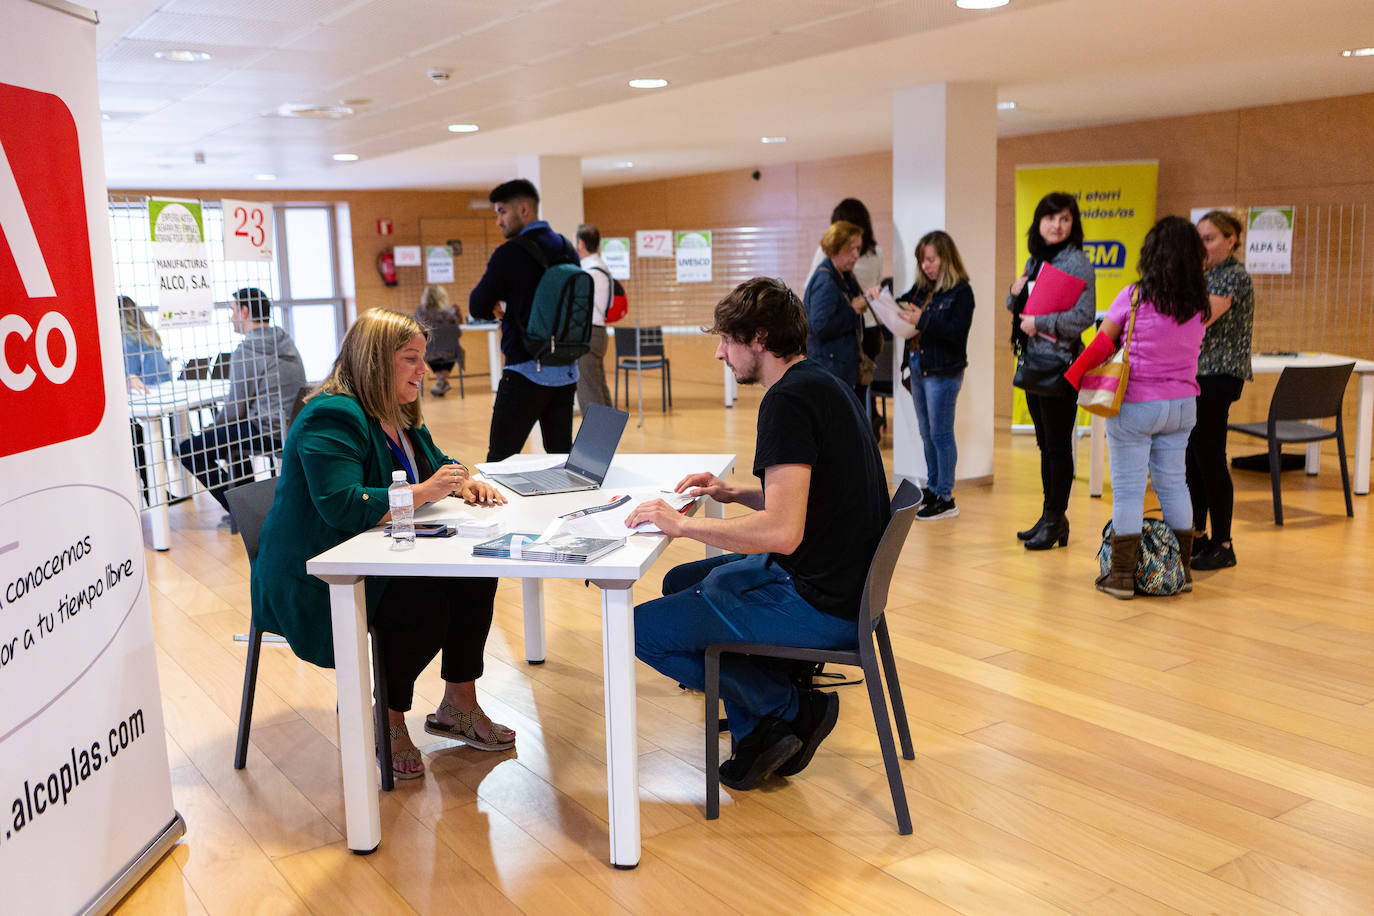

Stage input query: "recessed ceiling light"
[
  {"left": 154, "top": 49, "right": 211, "bottom": 62},
  {"left": 254, "top": 173, "right": 277, "bottom": 181},
  {"left": 1341, "top": 47, "right": 1374, "bottom": 57},
  {"left": 997, "top": 100, "right": 1017, "bottom": 111},
  {"left": 628, "top": 78, "right": 668, "bottom": 89},
  {"left": 612, "top": 161, "right": 635, "bottom": 169},
  {"left": 340, "top": 97, "right": 373, "bottom": 106},
  {"left": 955, "top": 0, "right": 1010, "bottom": 9},
  {"left": 447, "top": 123, "right": 480, "bottom": 133},
  {"left": 332, "top": 153, "right": 359, "bottom": 162},
  {"left": 277, "top": 103, "right": 354, "bottom": 119},
  {"left": 761, "top": 136, "right": 787, "bottom": 144}
]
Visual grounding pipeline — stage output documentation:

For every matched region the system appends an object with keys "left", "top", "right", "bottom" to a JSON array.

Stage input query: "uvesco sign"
[
  {"left": 0, "top": 81, "right": 104, "bottom": 457},
  {"left": 1083, "top": 240, "right": 1127, "bottom": 269}
]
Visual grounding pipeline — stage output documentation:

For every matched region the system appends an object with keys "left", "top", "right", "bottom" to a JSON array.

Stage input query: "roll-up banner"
[
  {"left": 1011, "top": 161, "right": 1158, "bottom": 427},
  {"left": 1, "top": 1, "right": 185, "bottom": 913}
]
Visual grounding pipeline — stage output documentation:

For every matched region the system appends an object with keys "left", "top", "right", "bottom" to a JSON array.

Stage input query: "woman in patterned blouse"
[{"left": 1186, "top": 211, "right": 1254, "bottom": 571}]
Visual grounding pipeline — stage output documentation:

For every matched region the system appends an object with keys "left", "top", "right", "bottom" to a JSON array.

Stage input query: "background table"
[
  {"left": 307, "top": 452, "right": 736, "bottom": 867},
  {"left": 1086, "top": 351, "right": 1374, "bottom": 497},
  {"left": 463, "top": 320, "right": 503, "bottom": 392}
]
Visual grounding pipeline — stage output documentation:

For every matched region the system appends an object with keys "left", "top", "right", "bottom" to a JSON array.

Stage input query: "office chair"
[{"left": 614, "top": 325, "right": 672, "bottom": 412}]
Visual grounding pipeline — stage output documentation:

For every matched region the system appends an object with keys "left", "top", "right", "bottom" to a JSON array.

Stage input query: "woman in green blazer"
[{"left": 252, "top": 309, "right": 511, "bottom": 779}]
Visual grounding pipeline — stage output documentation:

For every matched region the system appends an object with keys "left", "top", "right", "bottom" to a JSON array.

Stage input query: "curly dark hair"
[
  {"left": 1136, "top": 215, "right": 1210, "bottom": 324},
  {"left": 705, "top": 277, "right": 808, "bottom": 359},
  {"left": 1027, "top": 192, "right": 1084, "bottom": 257}
]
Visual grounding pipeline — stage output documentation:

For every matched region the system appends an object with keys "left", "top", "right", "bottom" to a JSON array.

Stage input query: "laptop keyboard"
[{"left": 517, "top": 468, "right": 592, "bottom": 490}]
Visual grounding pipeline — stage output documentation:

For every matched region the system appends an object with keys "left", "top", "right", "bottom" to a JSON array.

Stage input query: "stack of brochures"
[{"left": 472, "top": 532, "right": 625, "bottom": 563}]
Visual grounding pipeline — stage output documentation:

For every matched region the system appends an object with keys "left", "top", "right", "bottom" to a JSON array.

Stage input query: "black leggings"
[
  {"left": 372, "top": 576, "right": 500, "bottom": 712},
  {"left": 1025, "top": 391, "right": 1079, "bottom": 514},
  {"left": 1186, "top": 374, "right": 1245, "bottom": 542}
]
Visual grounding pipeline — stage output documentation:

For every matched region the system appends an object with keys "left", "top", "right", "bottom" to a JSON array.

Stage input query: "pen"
[{"left": 558, "top": 494, "right": 630, "bottom": 519}]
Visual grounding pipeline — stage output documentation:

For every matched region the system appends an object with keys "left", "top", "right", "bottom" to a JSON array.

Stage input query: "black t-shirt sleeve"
[{"left": 754, "top": 386, "right": 819, "bottom": 477}]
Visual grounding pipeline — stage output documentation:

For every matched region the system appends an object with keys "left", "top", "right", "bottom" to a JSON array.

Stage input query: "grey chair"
[
  {"left": 614, "top": 326, "right": 672, "bottom": 412},
  {"left": 226, "top": 479, "right": 398, "bottom": 791},
  {"left": 703, "top": 479, "right": 921, "bottom": 834},
  {"left": 425, "top": 321, "right": 465, "bottom": 398},
  {"left": 1228, "top": 362, "right": 1355, "bottom": 525}
]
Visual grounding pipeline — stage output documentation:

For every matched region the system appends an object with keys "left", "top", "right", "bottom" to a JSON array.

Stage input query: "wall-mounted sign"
[
  {"left": 636, "top": 229, "right": 672, "bottom": 258},
  {"left": 221, "top": 199, "right": 274, "bottom": 261},
  {"left": 148, "top": 198, "right": 213, "bottom": 328},
  {"left": 602, "top": 237, "right": 631, "bottom": 280},
  {"left": 425, "top": 245, "right": 454, "bottom": 283},
  {"left": 1246, "top": 206, "right": 1294, "bottom": 275},
  {"left": 377, "top": 218, "right": 393, "bottom": 236},
  {"left": 393, "top": 245, "right": 421, "bottom": 267}
]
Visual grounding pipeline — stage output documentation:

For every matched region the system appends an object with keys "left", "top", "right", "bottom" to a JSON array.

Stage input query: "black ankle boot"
[
  {"left": 1017, "top": 508, "right": 1050, "bottom": 541},
  {"left": 1025, "top": 513, "right": 1069, "bottom": 550}
]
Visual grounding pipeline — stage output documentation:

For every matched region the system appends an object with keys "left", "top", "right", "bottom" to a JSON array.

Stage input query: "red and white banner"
[{"left": 0, "top": 1, "right": 183, "bottom": 912}]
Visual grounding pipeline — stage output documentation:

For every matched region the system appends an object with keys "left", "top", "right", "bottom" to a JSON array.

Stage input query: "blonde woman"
[
  {"left": 803, "top": 220, "right": 869, "bottom": 397},
  {"left": 251, "top": 310, "right": 512, "bottom": 781},
  {"left": 414, "top": 285, "right": 462, "bottom": 396},
  {"left": 117, "top": 295, "right": 171, "bottom": 391}
]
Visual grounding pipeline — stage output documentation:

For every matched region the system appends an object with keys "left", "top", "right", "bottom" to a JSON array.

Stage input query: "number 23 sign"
[{"left": 221, "top": 199, "right": 274, "bottom": 261}]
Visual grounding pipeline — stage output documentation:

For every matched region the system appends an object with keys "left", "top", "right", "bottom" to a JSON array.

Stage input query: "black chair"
[
  {"left": 1228, "top": 362, "right": 1355, "bottom": 526},
  {"left": 178, "top": 356, "right": 213, "bottom": 380},
  {"left": 703, "top": 479, "right": 921, "bottom": 834},
  {"left": 283, "top": 384, "right": 313, "bottom": 437},
  {"left": 225, "top": 479, "right": 398, "bottom": 791},
  {"left": 614, "top": 326, "right": 672, "bottom": 412},
  {"left": 868, "top": 333, "right": 896, "bottom": 438}
]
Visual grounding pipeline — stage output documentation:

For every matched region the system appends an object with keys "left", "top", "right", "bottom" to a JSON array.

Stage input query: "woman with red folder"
[{"left": 1007, "top": 192, "right": 1097, "bottom": 550}]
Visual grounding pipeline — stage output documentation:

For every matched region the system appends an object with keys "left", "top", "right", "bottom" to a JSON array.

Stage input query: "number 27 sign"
[{"left": 221, "top": 199, "right": 274, "bottom": 261}]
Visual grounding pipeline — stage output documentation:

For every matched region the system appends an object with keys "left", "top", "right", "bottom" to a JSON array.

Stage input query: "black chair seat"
[{"left": 1228, "top": 419, "right": 1339, "bottom": 443}]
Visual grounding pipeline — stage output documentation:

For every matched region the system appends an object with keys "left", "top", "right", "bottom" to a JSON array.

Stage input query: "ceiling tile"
[{"left": 126, "top": 11, "right": 311, "bottom": 48}]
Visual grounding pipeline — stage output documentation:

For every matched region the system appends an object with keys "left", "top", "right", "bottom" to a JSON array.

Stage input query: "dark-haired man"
[
  {"left": 178, "top": 287, "right": 305, "bottom": 513},
  {"left": 627, "top": 277, "right": 889, "bottom": 790},
  {"left": 574, "top": 222, "right": 613, "bottom": 409},
  {"left": 469, "top": 178, "right": 580, "bottom": 462}
]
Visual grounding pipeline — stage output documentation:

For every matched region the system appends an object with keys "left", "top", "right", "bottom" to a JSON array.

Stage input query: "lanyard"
[{"left": 384, "top": 431, "right": 417, "bottom": 484}]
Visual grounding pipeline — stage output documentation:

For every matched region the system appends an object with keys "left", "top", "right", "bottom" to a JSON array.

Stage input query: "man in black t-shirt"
[{"left": 628, "top": 277, "right": 888, "bottom": 791}]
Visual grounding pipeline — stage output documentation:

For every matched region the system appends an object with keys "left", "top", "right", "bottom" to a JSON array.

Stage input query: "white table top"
[
  {"left": 307, "top": 453, "right": 736, "bottom": 581},
  {"left": 127, "top": 378, "right": 230, "bottom": 418},
  {"left": 1251, "top": 351, "right": 1374, "bottom": 374}
]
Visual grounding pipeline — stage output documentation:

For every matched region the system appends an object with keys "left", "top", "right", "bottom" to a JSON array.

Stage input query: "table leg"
[
  {"left": 487, "top": 328, "right": 501, "bottom": 393},
  {"left": 141, "top": 417, "right": 172, "bottom": 551},
  {"left": 723, "top": 363, "right": 736, "bottom": 407},
  {"left": 522, "top": 578, "right": 546, "bottom": 663},
  {"left": 703, "top": 496, "right": 726, "bottom": 558},
  {"left": 1306, "top": 442, "right": 1322, "bottom": 475},
  {"left": 1090, "top": 414, "right": 1106, "bottom": 497},
  {"left": 599, "top": 584, "right": 641, "bottom": 868},
  {"left": 325, "top": 575, "right": 381, "bottom": 855},
  {"left": 1355, "top": 373, "right": 1372, "bottom": 495}
]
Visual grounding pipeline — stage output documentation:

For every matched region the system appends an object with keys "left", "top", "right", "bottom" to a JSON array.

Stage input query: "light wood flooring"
[{"left": 118, "top": 340, "right": 1374, "bottom": 915}]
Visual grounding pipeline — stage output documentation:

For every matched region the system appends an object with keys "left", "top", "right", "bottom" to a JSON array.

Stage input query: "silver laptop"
[{"left": 488, "top": 404, "right": 629, "bottom": 496}]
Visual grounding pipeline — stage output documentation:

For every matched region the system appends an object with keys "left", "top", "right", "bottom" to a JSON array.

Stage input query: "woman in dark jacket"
[
  {"left": 803, "top": 220, "right": 869, "bottom": 399},
  {"left": 1006, "top": 192, "right": 1096, "bottom": 550},
  {"left": 251, "top": 309, "right": 512, "bottom": 781},
  {"left": 886, "top": 230, "right": 974, "bottom": 521}
]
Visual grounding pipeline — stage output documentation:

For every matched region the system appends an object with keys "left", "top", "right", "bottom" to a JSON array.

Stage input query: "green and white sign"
[
  {"left": 148, "top": 198, "right": 213, "bottom": 328},
  {"left": 602, "top": 237, "right": 631, "bottom": 280},
  {"left": 675, "top": 230, "right": 712, "bottom": 283},
  {"left": 426, "top": 245, "right": 454, "bottom": 283},
  {"left": 1246, "top": 206, "right": 1294, "bottom": 275}
]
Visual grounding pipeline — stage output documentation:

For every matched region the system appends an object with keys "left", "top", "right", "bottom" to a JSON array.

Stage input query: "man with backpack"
[
  {"left": 575, "top": 223, "right": 614, "bottom": 409},
  {"left": 470, "top": 178, "right": 592, "bottom": 461}
]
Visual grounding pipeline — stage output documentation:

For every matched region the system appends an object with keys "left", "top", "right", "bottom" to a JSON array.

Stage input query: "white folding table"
[{"left": 307, "top": 452, "right": 735, "bottom": 867}]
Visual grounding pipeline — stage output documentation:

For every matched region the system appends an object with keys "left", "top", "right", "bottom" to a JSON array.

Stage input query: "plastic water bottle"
[{"left": 388, "top": 470, "right": 414, "bottom": 549}]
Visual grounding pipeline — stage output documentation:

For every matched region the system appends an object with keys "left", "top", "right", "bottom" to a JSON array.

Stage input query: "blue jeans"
[
  {"left": 1105, "top": 397, "right": 1197, "bottom": 535},
  {"left": 634, "top": 553, "right": 856, "bottom": 740},
  {"left": 908, "top": 352, "right": 964, "bottom": 499}
]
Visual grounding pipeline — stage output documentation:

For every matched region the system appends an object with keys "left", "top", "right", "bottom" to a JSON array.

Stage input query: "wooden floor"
[{"left": 118, "top": 341, "right": 1374, "bottom": 915}]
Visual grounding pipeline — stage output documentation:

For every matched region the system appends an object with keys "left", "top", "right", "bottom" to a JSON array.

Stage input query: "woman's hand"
[
  {"left": 414, "top": 462, "right": 468, "bottom": 505},
  {"left": 1010, "top": 273, "right": 1030, "bottom": 296},
  {"left": 850, "top": 295, "right": 869, "bottom": 314},
  {"left": 1019, "top": 314, "right": 1039, "bottom": 338},
  {"left": 459, "top": 479, "right": 505, "bottom": 506},
  {"left": 865, "top": 285, "right": 884, "bottom": 300}
]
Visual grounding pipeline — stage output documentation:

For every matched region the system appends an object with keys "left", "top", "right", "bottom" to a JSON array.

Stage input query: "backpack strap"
[{"left": 588, "top": 265, "right": 615, "bottom": 312}]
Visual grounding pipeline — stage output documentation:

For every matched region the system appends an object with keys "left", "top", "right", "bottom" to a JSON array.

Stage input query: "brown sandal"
[
  {"left": 386, "top": 721, "right": 425, "bottom": 779},
  {"left": 424, "top": 701, "right": 515, "bottom": 751}
]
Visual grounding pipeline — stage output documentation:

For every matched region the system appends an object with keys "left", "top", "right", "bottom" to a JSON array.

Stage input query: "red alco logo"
[{"left": 0, "top": 81, "right": 104, "bottom": 458}]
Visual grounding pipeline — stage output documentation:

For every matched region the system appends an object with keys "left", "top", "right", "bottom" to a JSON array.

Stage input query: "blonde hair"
[
  {"left": 117, "top": 296, "right": 162, "bottom": 349},
  {"left": 417, "top": 285, "right": 451, "bottom": 317},
  {"left": 317, "top": 309, "right": 428, "bottom": 429},
  {"left": 1198, "top": 210, "right": 1244, "bottom": 256},
  {"left": 819, "top": 220, "right": 863, "bottom": 258},
  {"left": 909, "top": 230, "right": 970, "bottom": 302}
]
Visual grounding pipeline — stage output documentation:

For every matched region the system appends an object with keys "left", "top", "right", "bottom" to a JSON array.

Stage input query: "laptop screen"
[{"left": 564, "top": 403, "right": 629, "bottom": 482}]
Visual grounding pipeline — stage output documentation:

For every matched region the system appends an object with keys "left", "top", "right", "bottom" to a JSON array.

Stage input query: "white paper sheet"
[
  {"left": 869, "top": 288, "right": 920, "bottom": 340},
  {"left": 559, "top": 488, "right": 698, "bottom": 538},
  {"left": 475, "top": 454, "right": 565, "bottom": 475}
]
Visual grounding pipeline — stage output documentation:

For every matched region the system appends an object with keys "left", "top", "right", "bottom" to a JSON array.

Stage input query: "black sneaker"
[
  {"left": 1192, "top": 541, "right": 1236, "bottom": 570},
  {"left": 916, "top": 496, "right": 958, "bottom": 521},
  {"left": 775, "top": 690, "right": 839, "bottom": 777},
  {"left": 1192, "top": 533, "right": 1212, "bottom": 559},
  {"left": 718, "top": 716, "right": 802, "bottom": 790},
  {"left": 918, "top": 487, "right": 936, "bottom": 508}
]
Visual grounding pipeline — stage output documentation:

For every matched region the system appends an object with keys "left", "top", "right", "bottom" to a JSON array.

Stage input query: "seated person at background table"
[
  {"left": 119, "top": 295, "right": 172, "bottom": 501},
  {"left": 178, "top": 287, "right": 307, "bottom": 514},
  {"left": 414, "top": 284, "right": 463, "bottom": 397},
  {"left": 469, "top": 178, "right": 579, "bottom": 462},
  {"left": 627, "top": 277, "right": 889, "bottom": 791},
  {"left": 250, "top": 309, "right": 513, "bottom": 781}
]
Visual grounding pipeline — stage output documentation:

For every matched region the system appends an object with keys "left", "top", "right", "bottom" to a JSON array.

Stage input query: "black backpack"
[{"left": 512, "top": 234, "right": 594, "bottom": 366}]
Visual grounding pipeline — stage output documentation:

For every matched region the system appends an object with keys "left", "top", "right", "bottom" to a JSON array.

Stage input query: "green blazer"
[{"left": 250, "top": 392, "right": 454, "bottom": 668}]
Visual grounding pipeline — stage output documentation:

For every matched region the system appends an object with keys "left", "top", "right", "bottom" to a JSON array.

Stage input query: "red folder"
[{"left": 1024, "top": 261, "right": 1087, "bottom": 316}]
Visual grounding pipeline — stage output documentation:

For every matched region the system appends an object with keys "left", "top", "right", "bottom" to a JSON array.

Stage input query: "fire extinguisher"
[{"left": 376, "top": 248, "right": 398, "bottom": 287}]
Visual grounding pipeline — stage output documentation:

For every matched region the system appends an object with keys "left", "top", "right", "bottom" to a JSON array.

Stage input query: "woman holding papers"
[
  {"left": 803, "top": 220, "right": 870, "bottom": 400},
  {"left": 1065, "top": 216, "right": 1209, "bottom": 597},
  {"left": 251, "top": 310, "right": 513, "bottom": 781},
  {"left": 887, "top": 231, "right": 974, "bottom": 521},
  {"left": 1007, "top": 192, "right": 1097, "bottom": 550},
  {"left": 1186, "top": 211, "right": 1254, "bottom": 572}
]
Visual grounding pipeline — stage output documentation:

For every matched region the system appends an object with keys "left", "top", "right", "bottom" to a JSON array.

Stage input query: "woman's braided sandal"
[
  {"left": 386, "top": 721, "right": 425, "bottom": 779},
  {"left": 424, "top": 700, "right": 515, "bottom": 751}
]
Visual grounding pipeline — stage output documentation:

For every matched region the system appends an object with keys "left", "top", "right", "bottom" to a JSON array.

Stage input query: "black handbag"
[{"left": 1013, "top": 346, "right": 1076, "bottom": 399}]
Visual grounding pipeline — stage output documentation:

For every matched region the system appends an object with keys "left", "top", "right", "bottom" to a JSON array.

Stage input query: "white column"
[
  {"left": 516, "top": 154, "right": 584, "bottom": 241},
  {"left": 891, "top": 83, "right": 997, "bottom": 488}
]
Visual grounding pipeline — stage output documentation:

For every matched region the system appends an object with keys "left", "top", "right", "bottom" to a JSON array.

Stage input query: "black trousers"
[
  {"left": 486, "top": 370, "right": 576, "bottom": 463},
  {"left": 1186, "top": 374, "right": 1245, "bottom": 542},
  {"left": 372, "top": 576, "right": 500, "bottom": 712},
  {"left": 178, "top": 420, "right": 276, "bottom": 511},
  {"left": 1024, "top": 390, "right": 1079, "bottom": 514}
]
